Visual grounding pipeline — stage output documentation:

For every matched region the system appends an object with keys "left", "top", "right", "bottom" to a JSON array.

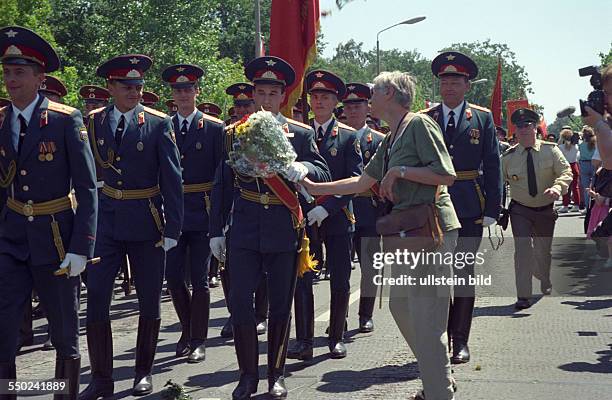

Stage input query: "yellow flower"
[{"left": 235, "top": 122, "right": 250, "bottom": 137}]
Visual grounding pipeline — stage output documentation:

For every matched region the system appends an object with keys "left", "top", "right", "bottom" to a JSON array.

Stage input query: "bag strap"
[{"left": 382, "top": 112, "right": 416, "bottom": 176}]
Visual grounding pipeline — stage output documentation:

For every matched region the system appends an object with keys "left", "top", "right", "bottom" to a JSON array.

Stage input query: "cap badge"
[
  {"left": 261, "top": 71, "right": 278, "bottom": 80},
  {"left": 265, "top": 59, "right": 276, "bottom": 66},
  {"left": 176, "top": 67, "right": 185, "bottom": 72},
  {"left": 129, "top": 57, "right": 140, "bottom": 64},
  {"left": 5, "top": 45, "right": 22, "bottom": 56},
  {"left": 446, "top": 54, "right": 456, "bottom": 61},
  {"left": 4, "top": 30, "right": 18, "bottom": 38},
  {"left": 126, "top": 69, "right": 141, "bottom": 78}
]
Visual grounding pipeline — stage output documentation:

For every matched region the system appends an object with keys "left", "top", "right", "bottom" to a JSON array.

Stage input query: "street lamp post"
[{"left": 376, "top": 16, "right": 426, "bottom": 76}]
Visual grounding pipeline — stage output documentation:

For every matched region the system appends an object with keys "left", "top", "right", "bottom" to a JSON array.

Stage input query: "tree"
[{"left": 600, "top": 42, "right": 612, "bottom": 66}]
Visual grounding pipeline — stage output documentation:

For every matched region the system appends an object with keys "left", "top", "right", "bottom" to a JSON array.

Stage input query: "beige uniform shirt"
[{"left": 502, "top": 140, "right": 572, "bottom": 207}]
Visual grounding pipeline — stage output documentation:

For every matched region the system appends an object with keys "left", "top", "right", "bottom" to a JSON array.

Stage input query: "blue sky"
[{"left": 318, "top": 0, "right": 611, "bottom": 123}]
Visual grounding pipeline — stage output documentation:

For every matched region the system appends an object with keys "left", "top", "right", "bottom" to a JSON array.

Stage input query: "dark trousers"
[
  {"left": 86, "top": 236, "right": 165, "bottom": 322},
  {"left": 165, "top": 231, "right": 210, "bottom": 292},
  {"left": 453, "top": 218, "right": 484, "bottom": 298},
  {"left": 509, "top": 202, "right": 557, "bottom": 298},
  {"left": 229, "top": 248, "right": 295, "bottom": 326},
  {"left": 354, "top": 226, "right": 379, "bottom": 319},
  {"left": 0, "top": 254, "right": 79, "bottom": 363}
]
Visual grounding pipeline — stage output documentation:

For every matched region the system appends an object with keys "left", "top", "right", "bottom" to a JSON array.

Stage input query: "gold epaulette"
[
  {"left": 143, "top": 106, "right": 168, "bottom": 118},
  {"left": 201, "top": 113, "right": 224, "bottom": 124},
  {"left": 468, "top": 103, "right": 491, "bottom": 113},
  {"left": 224, "top": 123, "right": 236, "bottom": 134},
  {"left": 0, "top": 106, "right": 6, "bottom": 112},
  {"left": 48, "top": 100, "right": 76, "bottom": 115},
  {"left": 285, "top": 117, "right": 311, "bottom": 130},
  {"left": 501, "top": 145, "right": 518, "bottom": 157},
  {"left": 88, "top": 106, "right": 106, "bottom": 117},
  {"left": 337, "top": 121, "right": 356, "bottom": 131}
]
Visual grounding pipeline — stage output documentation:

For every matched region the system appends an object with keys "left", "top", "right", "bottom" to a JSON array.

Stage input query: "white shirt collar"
[
  {"left": 112, "top": 105, "right": 136, "bottom": 128},
  {"left": 314, "top": 117, "right": 334, "bottom": 135},
  {"left": 12, "top": 94, "right": 40, "bottom": 125},
  {"left": 177, "top": 108, "right": 198, "bottom": 130},
  {"left": 442, "top": 101, "right": 465, "bottom": 125}
]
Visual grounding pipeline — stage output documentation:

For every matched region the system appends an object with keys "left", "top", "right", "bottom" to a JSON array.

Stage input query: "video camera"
[{"left": 579, "top": 65, "right": 605, "bottom": 117}]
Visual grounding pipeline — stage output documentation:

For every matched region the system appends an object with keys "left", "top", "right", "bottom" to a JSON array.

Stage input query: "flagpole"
[{"left": 255, "top": 0, "right": 263, "bottom": 57}]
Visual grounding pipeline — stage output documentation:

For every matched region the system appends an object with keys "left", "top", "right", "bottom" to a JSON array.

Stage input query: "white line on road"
[{"left": 314, "top": 289, "right": 361, "bottom": 322}]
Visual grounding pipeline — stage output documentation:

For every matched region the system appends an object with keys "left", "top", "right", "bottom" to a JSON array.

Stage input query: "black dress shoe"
[
  {"left": 132, "top": 374, "right": 153, "bottom": 396},
  {"left": 175, "top": 335, "right": 190, "bottom": 357},
  {"left": 287, "top": 341, "right": 313, "bottom": 360},
  {"left": 514, "top": 298, "right": 531, "bottom": 310},
  {"left": 268, "top": 375, "right": 287, "bottom": 399},
  {"left": 256, "top": 320, "right": 267, "bottom": 335},
  {"left": 187, "top": 344, "right": 206, "bottom": 363},
  {"left": 209, "top": 276, "right": 219, "bottom": 288},
  {"left": 232, "top": 374, "right": 258, "bottom": 400},
  {"left": 78, "top": 380, "right": 114, "bottom": 400},
  {"left": 221, "top": 320, "right": 234, "bottom": 338},
  {"left": 42, "top": 335, "right": 55, "bottom": 351},
  {"left": 450, "top": 342, "right": 470, "bottom": 364},
  {"left": 329, "top": 340, "right": 347, "bottom": 359},
  {"left": 358, "top": 317, "right": 374, "bottom": 333}
]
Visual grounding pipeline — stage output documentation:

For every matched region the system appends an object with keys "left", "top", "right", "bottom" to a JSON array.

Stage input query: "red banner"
[
  {"left": 506, "top": 99, "right": 530, "bottom": 138},
  {"left": 269, "top": 0, "right": 320, "bottom": 117},
  {"left": 490, "top": 58, "right": 502, "bottom": 127}
]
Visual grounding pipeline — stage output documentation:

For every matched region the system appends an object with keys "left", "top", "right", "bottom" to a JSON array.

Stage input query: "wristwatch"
[{"left": 399, "top": 165, "right": 407, "bottom": 178}]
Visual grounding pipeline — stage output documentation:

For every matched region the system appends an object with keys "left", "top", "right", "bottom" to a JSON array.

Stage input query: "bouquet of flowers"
[{"left": 227, "top": 110, "right": 297, "bottom": 177}]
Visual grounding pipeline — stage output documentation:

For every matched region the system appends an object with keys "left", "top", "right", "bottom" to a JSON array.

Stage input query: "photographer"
[{"left": 583, "top": 64, "right": 612, "bottom": 165}]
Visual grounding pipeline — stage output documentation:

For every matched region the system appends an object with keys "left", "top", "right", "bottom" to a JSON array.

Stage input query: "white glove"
[
  {"left": 285, "top": 161, "right": 309, "bottom": 182},
  {"left": 482, "top": 216, "right": 497, "bottom": 227},
  {"left": 210, "top": 236, "right": 226, "bottom": 262},
  {"left": 307, "top": 206, "right": 329, "bottom": 227},
  {"left": 161, "top": 237, "right": 178, "bottom": 252},
  {"left": 59, "top": 253, "right": 88, "bottom": 277}
]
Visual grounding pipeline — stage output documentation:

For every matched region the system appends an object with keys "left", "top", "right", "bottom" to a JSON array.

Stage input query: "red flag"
[
  {"left": 490, "top": 58, "right": 502, "bottom": 127},
  {"left": 506, "top": 99, "right": 530, "bottom": 138},
  {"left": 269, "top": 0, "right": 320, "bottom": 116}
]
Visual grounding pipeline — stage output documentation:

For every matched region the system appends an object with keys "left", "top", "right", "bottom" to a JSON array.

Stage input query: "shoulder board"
[
  {"left": 143, "top": 106, "right": 168, "bottom": 118},
  {"left": 0, "top": 106, "right": 6, "bottom": 113},
  {"left": 224, "top": 122, "right": 237, "bottom": 134},
  {"left": 541, "top": 141, "right": 557, "bottom": 146},
  {"left": 47, "top": 100, "right": 76, "bottom": 115},
  {"left": 88, "top": 106, "right": 106, "bottom": 116},
  {"left": 201, "top": 113, "right": 224, "bottom": 124},
  {"left": 337, "top": 121, "right": 356, "bottom": 132},
  {"left": 468, "top": 103, "right": 491, "bottom": 113},
  {"left": 370, "top": 128, "right": 385, "bottom": 138},
  {"left": 501, "top": 145, "right": 518, "bottom": 157},
  {"left": 285, "top": 117, "right": 312, "bottom": 130}
]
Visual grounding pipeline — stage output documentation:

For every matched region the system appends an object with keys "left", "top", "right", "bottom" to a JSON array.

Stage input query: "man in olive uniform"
[
  {"left": 79, "top": 54, "right": 183, "bottom": 398},
  {"left": 0, "top": 26, "right": 98, "bottom": 400},
  {"left": 161, "top": 63, "right": 224, "bottom": 363},
  {"left": 342, "top": 82, "right": 385, "bottom": 333},
  {"left": 219, "top": 82, "right": 268, "bottom": 339},
  {"left": 209, "top": 56, "right": 330, "bottom": 400},
  {"left": 287, "top": 70, "right": 362, "bottom": 361},
  {"left": 502, "top": 108, "right": 572, "bottom": 309},
  {"left": 422, "top": 51, "right": 502, "bottom": 364}
]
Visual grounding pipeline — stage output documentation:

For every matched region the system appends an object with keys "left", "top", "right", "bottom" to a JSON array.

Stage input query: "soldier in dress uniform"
[
  {"left": 161, "top": 63, "right": 224, "bottom": 363},
  {"left": 226, "top": 82, "right": 256, "bottom": 119},
  {"left": 39, "top": 75, "right": 67, "bottom": 103},
  {"left": 165, "top": 99, "right": 178, "bottom": 117},
  {"left": 421, "top": 51, "right": 502, "bottom": 364},
  {"left": 79, "top": 85, "right": 111, "bottom": 119},
  {"left": 209, "top": 56, "right": 330, "bottom": 400},
  {"left": 0, "top": 26, "right": 98, "bottom": 400},
  {"left": 287, "top": 70, "right": 363, "bottom": 361},
  {"left": 342, "top": 82, "right": 385, "bottom": 333},
  {"left": 197, "top": 102, "right": 222, "bottom": 119},
  {"left": 219, "top": 81, "right": 269, "bottom": 339},
  {"left": 79, "top": 54, "right": 183, "bottom": 398},
  {"left": 502, "top": 108, "right": 571, "bottom": 309},
  {"left": 140, "top": 90, "right": 159, "bottom": 108}
]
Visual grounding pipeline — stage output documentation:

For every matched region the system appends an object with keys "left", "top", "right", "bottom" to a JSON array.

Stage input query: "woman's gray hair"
[{"left": 372, "top": 71, "right": 417, "bottom": 110}]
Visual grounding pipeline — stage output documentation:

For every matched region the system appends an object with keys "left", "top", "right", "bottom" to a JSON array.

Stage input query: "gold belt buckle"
[
  {"left": 115, "top": 189, "right": 123, "bottom": 200},
  {"left": 22, "top": 203, "right": 34, "bottom": 216},
  {"left": 260, "top": 193, "right": 270, "bottom": 209}
]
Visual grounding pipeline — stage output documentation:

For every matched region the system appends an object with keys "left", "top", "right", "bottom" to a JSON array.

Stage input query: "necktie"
[
  {"left": 17, "top": 114, "right": 27, "bottom": 155},
  {"left": 526, "top": 148, "right": 538, "bottom": 197},
  {"left": 181, "top": 119, "right": 189, "bottom": 135},
  {"left": 317, "top": 126, "right": 324, "bottom": 142},
  {"left": 446, "top": 110, "right": 456, "bottom": 135},
  {"left": 115, "top": 115, "right": 125, "bottom": 148}
]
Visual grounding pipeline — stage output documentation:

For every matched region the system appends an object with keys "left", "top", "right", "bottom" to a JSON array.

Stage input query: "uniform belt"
[
  {"left": 455, "top": 170, "right": 480, "bottom": 181},
  {"left": 510, "top": 200, "right": 553, "bottom": 212},
  {"left": 7, "top": 196, "right": 73, "bottom": 217},
  {"left": 239, "top": 189, "right": 283, "bottom": 206},
  {"left": 102, "top": 184, "right": 160, "bottom": 200},
  {"left": 183, "top": 182, "right": 213, "bottom": 193}
]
